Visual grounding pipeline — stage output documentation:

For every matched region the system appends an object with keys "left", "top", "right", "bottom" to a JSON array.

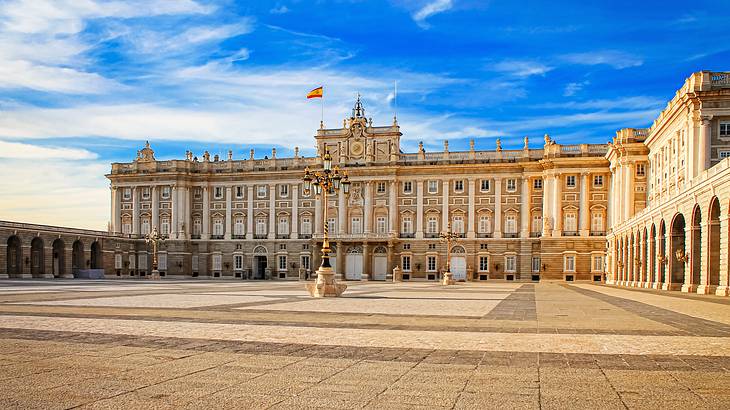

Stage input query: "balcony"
[
  {"left": 425, "top": 233, "right": 440, "bottom": 238},
  {"left": 299, "top": 234, "right": 312, "bottom": 239},
  {"left": 253, "top": 234, "right": 267, "bottom": 239},
  {"left": 191, "top": 234, "right": 201, "bottom": 239},
  {"left": 530, "top": 232, "right": 542, "bottom": 238},
  {"left": 210, "top": 235, "right": 224, "bottom": 240},
  {"left": 232, "top": 234, "right": 246, "bottom": 239},
  {"left": 503, "top": 233, "right": 518, "bottom": 238},
  {"left": 562, "top": 231, "right": 579, "bottom": 236},
  {"left": 455, "top": 233, "right": 466, "bottom": 238},
  {"left": 477, "top": 233, "right": 493, "bottom": 238},
  {"left": 399, "top": 233, "right": 415, "bottom": 238},
  {"left": 590, "top": 231, "right": 606, "bottom": 236},
  {"left": 276, "top": 234, "right": 290, "bottom": 239}
]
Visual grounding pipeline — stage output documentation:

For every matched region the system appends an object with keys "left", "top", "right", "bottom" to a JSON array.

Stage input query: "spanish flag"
[{"left": 307, "top": 86, "right": 323, "bottom": 99}]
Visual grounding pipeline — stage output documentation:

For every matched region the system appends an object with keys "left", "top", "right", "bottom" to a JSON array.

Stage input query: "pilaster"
[
  {"left": 415, "top": 180, "right": 424, "bottom": 239},
  {"left": 225, "top": 186, "right": 232, "bottom": 240},
  {"left": 467, "top": 178, "right": 475, "bottom": 239},
  {"left": 268, "top": 183, "right": 276, "bottom": 240},
  {"left": 494, "top": 178, "right": 502, "bottom": 238}
]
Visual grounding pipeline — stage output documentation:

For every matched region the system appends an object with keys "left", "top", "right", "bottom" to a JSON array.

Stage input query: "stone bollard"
[{"left": 392, "top": 266, "right": 402, "bottom": 282}]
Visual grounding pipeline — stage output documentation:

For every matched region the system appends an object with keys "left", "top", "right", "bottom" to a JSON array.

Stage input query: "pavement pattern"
[{"left": 1, "top": 279, "right": 730, "bottom": 409}]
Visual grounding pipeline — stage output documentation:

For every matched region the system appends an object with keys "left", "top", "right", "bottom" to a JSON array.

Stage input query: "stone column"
[
  {"left": 338, "top": 187, "right": 346, "bottom": 235},
  {"left": 183, "top": 187, "right": 191, "bottom": 240},
  {"left": 171, "top": 185, "right": 179, "bottom": 238},
  {"left": 315, "top": 192, "right": 323, "bottom": 235},
  {"left": 202, "top": 186, "right": 210, "bottom": 240},
  {"left": 336, "top": 242, "right": 344, "bottom": 280},
  {"left": 699, "top": 116, "right": 712, "bottom": 174},
  {"left": 442, "top": 180, "right": 449, "bottom": 231},
  {"left": 225, "top": 186, "right": 232, "bottom": 240},
  {"left": 389, "top": 181, "right": 398, "bottom": 235},
  {"left": 606, "top": 172, "right": 613, "bottom": 230},
  {"left": 291, "top": 184, "right": 299, "bottom": 239},
  {"left": 494, "top": 178, "right": 502, "bottom": 238},
  {"left": 363, "top": 182, "right": 372, "bottom": 234},
  {"left": 111, "top": 186, "right": 121, "bottom": 234},
  {"left": 151, "top": 186, "right": 159, "bottom": 232},
  {"left": 467, "top": 178, "right": 476, "bottom": 239},
  {"left": 520, "top": 177, "right": 529, "bottom": 238},
  {"left": 716, "top": 215, "right": 730, "bottom": 296},
  {"left": 624, "top": 164, "right": 634, "bottom": 221},
  {"left": 268, "top": 184, "right": 276, "bottom": 239},
  {"left": 362, "top": 242, "right": 370, "bottom": 280},
  {"left": 552, "top": 173, "right": 562, "bottom": 237},
  {"left": 132, "top": 187, "right": 139, "bottom": 236},
  {"left": 542, "top": 175, "right": 553, "bottom": 237},
  {"left": 246, "top": 185, "right": 254, "bottom": 237},
  {"left": 416, "top": 180, "right": 424, "bottom": 239},
  {"left": 579, "top": 172, "right": 590, "bottom": 236}
]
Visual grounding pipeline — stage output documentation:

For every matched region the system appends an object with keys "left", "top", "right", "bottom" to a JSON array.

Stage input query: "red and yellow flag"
[{"left": 307, "top": 86, "right": 323, "bottom": 99}]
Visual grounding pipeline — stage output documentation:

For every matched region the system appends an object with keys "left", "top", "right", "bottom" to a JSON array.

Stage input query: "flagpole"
[{"left": 321, "top": 89, "right": 324, "bottom": 129}]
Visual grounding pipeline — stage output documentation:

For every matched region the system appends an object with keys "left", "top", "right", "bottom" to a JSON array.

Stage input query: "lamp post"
[
  {"left": 145, "top": 227, "right": 167, "bottom": 280},
  {"left": 439, "top": 223, "right": 460, "bottom": 285},
  {"left": 302, "top": 149, "right": 351, "bottom": 297}
]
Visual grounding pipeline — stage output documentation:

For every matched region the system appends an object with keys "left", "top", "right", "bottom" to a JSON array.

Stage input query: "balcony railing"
[
  {"left": 477, "top": 233, "right": 493, "bottom": 238},
  {"left": 210, "top": 235, "right": 224, "bottom": 240},
  {"left": 299, "top": 234, "right": 312, "bottom": 239},
  {"left": 590, "top": 231, "right": 606, "bottom": 236},
  {"left": 425, "top": 233, "right": 440, "bottom": 238},
  {"left": 562, "top": 231, "right": 579, "bottom": 236},
  {"left": 191, "top": 234, "right": 201, "bottom": 239},
  {"left": 276, "top": 234, "right": 290, "bottom": 239},
  {"left": 232, "top": 234, "right": 246, "bottom": 239},
  {"left": 530, "top": 232, "right": 542, "bottom": 238},
  {"left": 503, "top": 233, "right": 518, "bottom": 238},
  {"left": 253, "top": 234, "right": 267, "bottom": 239},
  {"left": 400, "top": 233, "right": 415, "bottom": 238},
  {"left": 455, "top": 233, "right": 466, "bottom": 238}
]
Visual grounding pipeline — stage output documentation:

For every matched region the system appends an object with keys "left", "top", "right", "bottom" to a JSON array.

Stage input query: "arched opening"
[
  {"left": 629, "top": 233, "right": 635, "bottom": 284},
  {"left": 30, "top": 237, "right": 44, "bottom": 276},
  {"left": 689, "top": 205, "right": 702, "bottom": 290},
  {"left": 669, "top": 213, "right": 686, "bottom": 290},
  {"left": 72, "top": 240, "right": 84, "bottom": 274},
  {"left": 450, "top": 245, "right": 467, "bottom": 280},
  {"left": 642, "top": 228, "right": 648, "bottom": 285},
  {"left": 90, "top": 241, "right": 102, "bottom": 269},
  {"left": 345, "top": 245, "right": 363, "bottom": 280},
  {"left": 659, "top": 221, "right": 667, "bottom": 284},
  {"left": 649, "top": 224, "right": 657, "bottom": 285},
  {"left": 372, "top": 245, "right": 388, "bottom": 281},
  {"left": 253, "top": 245, "right": 268, "bottom": 280},
  {"left": 6, "top": 236, "right": 22, "bottom": 276},
  {"left": 707, "top": 197, "right": 721, "bottom": 291},
  {"left": 52, "top": 239, "right": 65, "bottom": 278}
]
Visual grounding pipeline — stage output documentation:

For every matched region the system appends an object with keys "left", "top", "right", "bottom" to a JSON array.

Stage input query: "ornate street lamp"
[
  {"left": 303, "top": 149, "right": 351, "bottom": 297},
  {"left": 439, "top": 222, "right": 460, "bottom": 285},
  {"left": 675, "top": 248, "right": 690, "bottom": 264},
  {"left": 145, "top": 227, "right": 167, "bottom": 279}
]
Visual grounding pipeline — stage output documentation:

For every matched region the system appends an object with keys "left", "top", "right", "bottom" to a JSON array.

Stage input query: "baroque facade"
[{"left": 2, "top": 71, "right": 729, "bottom": 290}]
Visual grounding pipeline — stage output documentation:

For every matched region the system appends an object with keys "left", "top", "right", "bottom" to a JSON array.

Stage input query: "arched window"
[
  {"left": 192, "top": 218, "right": 202, "bottom": 236},
  {"left": 278, "top": 216, "right": 289, "bottom": 234},
  {"left": 591, "top": 212, "right": 604, "bottom": 233},
  {"left": 427, "top": 214, "right": 439, "bottom": 234},
  {"left": 478, "top": 214, "right": 491, "bottom": 233},
  {"left": 256, "top": 218, "right": 267, "bottom": 235},
  {"left": 531, "top": 213, "right": 542, "bottom": 233},
  {"left": 504, "top": 213, "right": 517, "bottom": 234},
  {"left": 401, "top": 215, "right": 413, "bottom": 234},
  {"left": 213, "top": 217, "right": 224, "bottom": 236},
  {"left": 234, "top": 217, "right": 245, "bottom": 236}
]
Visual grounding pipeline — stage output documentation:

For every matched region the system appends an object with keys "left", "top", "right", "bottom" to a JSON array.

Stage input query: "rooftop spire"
[{"left": 352, "top": 93, "right": 365, "bottom": 118}]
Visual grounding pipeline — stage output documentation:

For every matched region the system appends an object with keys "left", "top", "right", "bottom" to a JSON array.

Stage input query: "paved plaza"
[{"left": 1, "top": 280, "right": 730, "bottom": 409}]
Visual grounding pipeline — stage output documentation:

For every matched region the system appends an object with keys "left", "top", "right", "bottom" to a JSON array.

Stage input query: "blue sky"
[{"left": 0, "top": 0, "right": 728, "bottom": 229}]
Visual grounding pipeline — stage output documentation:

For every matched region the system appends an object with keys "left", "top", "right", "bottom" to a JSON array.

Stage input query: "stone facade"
[
  {"left": 606, "top": 71, "right": 730, "bottom": 295},
  {"left": 3, "top": 71, "right": 729, "bottom": 288}
]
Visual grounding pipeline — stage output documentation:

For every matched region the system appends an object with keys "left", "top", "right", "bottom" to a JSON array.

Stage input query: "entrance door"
[
  {"left": 450, "top": 256, "right": 466, "bottom": 281},
  {"left": 255, "top": 256, "right": 267, "bottom": 279},
  {"left": 345, "top": 253, "right": 363, "bottom": 280},
  {"left": 373, "top": 256, "right": 387, "bottom": 281}
]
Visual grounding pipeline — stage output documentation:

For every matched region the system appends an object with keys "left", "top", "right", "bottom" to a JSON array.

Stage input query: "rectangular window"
[
  {"left": 506, "top": 179, "right": 516, "bottom": 192},
  {"left": 234, "top": 255, "right": 243, "bottom": 270},
  {"left": 142, "top": 187, "right": 150, "bottom": 200},
  {"left": 376, "top": 217, "right": 387, "bottom": 234},
  {"left": 160, "top": 218, "right": 170, "bottom": 235},
  {"left": 129, "top": 254, "right": 136, "bottom": 269},
  {"left": 720, "top": 150, "right": 730, "bottom": 159},
  {"left": 452, "top": 215, "right": 464, "bottom": 233},
  {"left": 532, "top": 256, "right": 541, "bottom": 273},
  {"left": 301, "top": 255, "right": 311, "bottom": 271},
  {"left": 454, "top": 180, "right": 464, "bottom": 192},
  {"left": 564, "top": 255, "right": 575, "bottom": 272},
  {"left": 234, "top": 218, "right": 244, "bottom": 236},
  {"left": 478, "top": 215, "right": 491, "bottom": 233},
  {"left": 212, "top": 254, "right": 222, "bottom": 271},
  {"left": 351, "top": 217, "right": 362, "bottom": 234},
  {"left": 591, "top": 213, "right": 604, "bottom": 232},
  {"left": 429, "top": 243, "right": 437, "bottom": 250},
  {"left": 327, "top": 218, "right": 337, "bottom": 234},
  {"left": 427, "top": 256, "right": 437, "bottom": 272},
  {"left": 593, "top": 175, "right": 603, "bottom": 187},
  {"left": 566, "top": 175, "right": 576, "bottom": 187},
  {"left": 257, "top": 186, "right": 267, "bottom": 198},
  {"left": 593, "top": 255, "right": 604, "bottom": 272},
  {"left": 479, "top": 256, "right": 489, "bottom": 272},
  {"left": 115, "top": 254, "right": 123, "bottom": 269},
  {"left": 139, "top": 253, "right": 148, "bottom": 271},
  {"left": 301, "top": 217, "right": 312, "bottom": 235},
  {"left": 214, "top": 186, "right": 223, "bottom": 199},
  {"left": 122, "top": 222, "right": 131, "bottom": 235},
  {"left": 279, "top": 184, "right": 289, "bottom": 197},
  {"left": 194, "top": 188, "right": 202, "bottom": 200},
  {"left": 401, "top": 217, "right": 412, "bottom": 234},
  {"left": 162, "top": 186, "right": 171, "bottom": 199},
  {"left": 256, "top": 219, "right": 266, "bottom": 235},
  {"left": 428, "top": 180, "right": 438, "bottom": 194},
  {"left": 532, "top": 214, "right": 542, "bottom": 233},
  {"left": 141, "top": 219, "right": 150, "bottom": 235},
  {"left": 720, "top": 122, "right": 730, "bottom": 137},
  {"left": 278, "top": 255, "right": 287, "bottom": 271},
  {"left": 278, "top": 217, "right": 289, "bottom": 234},
  {"left": 403, "top": 181, "right": 413, "bottom": 193},
  {"left": 564, "top": 213, "right": 577, "bottom": 232},
  {"left": 376, "top": 182, "right": 386, "bottom": 194},
  {"left": 505, "top": 256, "right": 516, "bottom": 272},
  {"left": 636, "top": 163, "right": 646, "bottom": 177},
  {"left": 427, "top": 217, "right": 438, "bottom": 234},
  {"left": 213, "top": 219, "right": 224, "bottom": 236},
  {"left": 402, "top": 255, "right": 411, "bottom": 272},
  {"left": 236, "top": 186, "right": 244, "bottom": 198},
  {"left": 403, "top": 243, "right": 411, "bottom": 250},
  {"left": 533, "top": 179, "right": 542, "bottom": 190},
  {"left": 123, "top": 188, "right": 131, "bottom": 200},
  {"left": 480, "top": 179, "right": 490, "bottom": 192},
  {"left": 505, "top": 215, "right": 516, "bottom": 234}
]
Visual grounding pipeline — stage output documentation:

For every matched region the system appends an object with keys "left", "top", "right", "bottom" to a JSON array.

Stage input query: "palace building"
[{"left": 2, "top": 71, "right": 730, "bottom": 293}]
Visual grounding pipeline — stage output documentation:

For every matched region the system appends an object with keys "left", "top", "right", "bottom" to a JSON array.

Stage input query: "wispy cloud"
[
  {"left": 563, "top": 80, "right": 589, "bottom": 97},
  {"left": 560, "top": 50, "right": 643, "bottom": 69},
  {"left": 412, "top": 0, "right": 453, "bottom": 28},
  {"left": 270, "top": 5, "right": 290, "bottom": 14},
  {"left": 489, "top": 60, "right": 553, "bottom": 77},
  {"left": 0, "top": 139, "right": 97, "bottom": 160}
]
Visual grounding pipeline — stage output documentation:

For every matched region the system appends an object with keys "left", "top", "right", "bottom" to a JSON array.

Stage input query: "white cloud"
[
  {"left": 490, "top": 60, "right": 553, "bottom": 77},
  {"left": 533, "top": 96, "right": 664, "bottom": 110},
  {"left": 126, "top": 21, "right": 255, "bottom": 55},
  {"left": 563, "top": 80, "right": 589, "bottom": 97},
  {"left": 0, "top": 60, "right": 121, "bottom": 94},
  {"left": 0, "top": 139, "right": 97, "bottom": 160},
  {"left": 270, "top": 5, "right": 290, "bottom": 14},
  {"left": 560, "top": 50, "right": 643, "bottom": 69},
  {"left": 412, "top": 0, "right": 453, "bottom": 28}
]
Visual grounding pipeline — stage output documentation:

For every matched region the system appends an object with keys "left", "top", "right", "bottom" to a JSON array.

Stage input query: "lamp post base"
[
  {"left": 148, "top": 270, "right": 162, "bottom": 280},
  {"left": 442, "top": 271, "right": 455, "bottom": 285},
  {"left": 306, "top": 266, "right": 347, "bottom": 297}
]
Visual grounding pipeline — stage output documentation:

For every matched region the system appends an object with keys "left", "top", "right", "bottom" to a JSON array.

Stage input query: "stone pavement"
[{"left": 1, "top": 280, "right": 730, "bottom": 409}]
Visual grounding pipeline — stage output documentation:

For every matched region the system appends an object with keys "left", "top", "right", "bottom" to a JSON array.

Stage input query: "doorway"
[{"left": 254, "top": 256, "right": 267, "bottom": 279}]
